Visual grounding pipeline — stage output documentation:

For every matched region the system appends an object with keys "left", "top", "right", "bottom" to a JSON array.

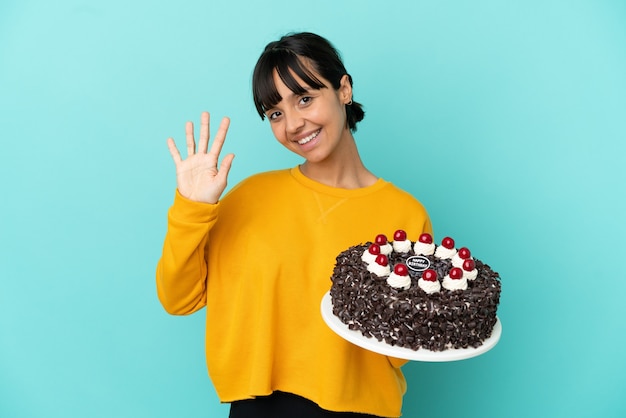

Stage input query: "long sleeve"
[
  {"left": 156, "top": 190, "right": 219, "bottom": 315},
  {"left": 156, "top": 167, "right": 432, "bottom": 417}
]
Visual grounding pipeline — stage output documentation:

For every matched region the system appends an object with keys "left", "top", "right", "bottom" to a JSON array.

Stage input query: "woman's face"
[{"left": 264, "top": 68, "right": 353, "bottom": 164}]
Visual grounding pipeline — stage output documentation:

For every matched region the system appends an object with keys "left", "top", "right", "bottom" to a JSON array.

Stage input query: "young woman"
[{"left": 156, "top": 32, "right": 432, "bottom": 418}]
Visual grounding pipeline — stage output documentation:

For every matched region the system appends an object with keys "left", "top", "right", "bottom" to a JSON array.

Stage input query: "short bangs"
[{"left": 253, "top": 49, "right": 327, "bottom": 119}]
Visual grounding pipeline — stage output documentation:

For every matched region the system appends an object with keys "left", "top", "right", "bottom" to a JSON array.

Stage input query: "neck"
[{"left": 299, "top": 136, "right": 377, "bottom": 189}]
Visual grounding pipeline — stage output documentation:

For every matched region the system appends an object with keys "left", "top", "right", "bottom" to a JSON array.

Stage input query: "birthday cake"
[{"left": 329, "top": 231, "right": 501, "bottom": 351}]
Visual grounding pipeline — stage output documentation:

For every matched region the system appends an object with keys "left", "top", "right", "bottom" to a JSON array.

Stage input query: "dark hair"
[{"left": 252, "top": 32, "right": 365, "bottom": 132}]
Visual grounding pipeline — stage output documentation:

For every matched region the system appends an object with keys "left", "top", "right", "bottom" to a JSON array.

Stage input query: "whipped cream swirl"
[
  {"left": 463, "top": 268, "right": 478, "bottom": 281},
  {"left": 367, "top": 262, "right": 390, "bottom": 277},
  {"left": 379, "top": 243, "right": 393, "bottom": 256},
  {"left": 442, "top": 274, "right": 468, "bottom": 291},
  {"left": 392, "top": 239, "right": 412, "bottom": 253},
  {"left": 387, "top": 272, "right": 411, "bottom": 290},
  {"left": 413, "top": 241, "right": 435, "bottom": 256},
  {"left": 452, "top": 253, "right": 472, "bottom": 268},
  {"left": 418, "top": 278, "right": 441, "bottom": 294},
  {"left": 361, "top": 250, "right": 377, "bottom": 264},
  {"left": 434, "top": 245, "right": 456, "bottom": 259}
]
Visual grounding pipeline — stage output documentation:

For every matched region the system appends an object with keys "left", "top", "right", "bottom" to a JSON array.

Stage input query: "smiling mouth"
[{"left": 297, "top": 129, "right": 321, "bottom": 145}]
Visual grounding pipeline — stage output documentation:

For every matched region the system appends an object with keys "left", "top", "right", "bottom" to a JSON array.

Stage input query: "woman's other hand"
[{"left": 167, "top": 111, "right": 235, "bottom": 204}]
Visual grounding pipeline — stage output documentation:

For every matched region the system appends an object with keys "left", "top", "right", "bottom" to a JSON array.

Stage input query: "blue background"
[{"left": 1, "top": 0, "right": 625, "bottom": 417}]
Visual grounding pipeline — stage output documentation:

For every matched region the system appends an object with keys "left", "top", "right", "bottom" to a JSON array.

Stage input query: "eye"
[
  {"left": 299, "top": 96, "right": 313, "bottom": 106},
  {"left": 268, "top": 111, "right": 282, "bottom": 121}
]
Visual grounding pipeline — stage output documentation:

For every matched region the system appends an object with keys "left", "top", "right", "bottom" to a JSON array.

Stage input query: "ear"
[{"left": 338, "top": 74, "right": 353, "bottom": 104}]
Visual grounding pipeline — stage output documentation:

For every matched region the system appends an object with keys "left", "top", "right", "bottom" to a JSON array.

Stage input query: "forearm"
[{"left": 156, "top": 191, "right": 218, "bottom": 315}]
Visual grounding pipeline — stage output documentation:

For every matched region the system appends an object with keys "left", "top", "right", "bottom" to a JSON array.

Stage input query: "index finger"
[{"left": 207, "top": 116, "right": 231, "bottom": 159}]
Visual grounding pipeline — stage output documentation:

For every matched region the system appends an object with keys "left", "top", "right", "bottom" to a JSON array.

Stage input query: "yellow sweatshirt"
[{"left": 156, "top": 166, "right": 431, "bottom": 417}]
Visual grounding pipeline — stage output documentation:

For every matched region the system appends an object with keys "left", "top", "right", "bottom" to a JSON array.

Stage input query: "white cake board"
[{"left": 321, "top": 292, "right": 501, "bottom": 362}]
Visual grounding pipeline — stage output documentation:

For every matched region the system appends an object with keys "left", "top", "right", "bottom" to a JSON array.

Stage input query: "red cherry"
[
  {"left": 394, "top": 229, "right": 407, "bottom": 241},
  {"left": 375, "top": 234, "right": 388, "bottom": 245},
  {"left": 458, "top": 247, "right": 471, "bottom": 259},
  {"left": 375, "top": 254, "right": 388, "bottom": 266},
  {"left": 422, "top": 269, "right": 438, "bottom": 282},
  {"left": 442, "top": 237, "right": 455, "bottom": 249},
  {"left": 418, "top": 233, "right": 433, "bottom": 244},
  {"left": 394, "top": 263, "right": 409, "bottom": 276},
  {"left": 449, "top": 267, "right": 463, "bottom": 279},
  {"left": 368, "top": 243, "right": 381, "bottom": 255},
  {"left": 463, "top": 259, "right": 476, "bottom": 271}
]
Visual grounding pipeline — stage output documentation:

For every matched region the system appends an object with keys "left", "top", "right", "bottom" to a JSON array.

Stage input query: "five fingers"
[{"left": 168, "top": 111, "right": 233, "bottom": 169}]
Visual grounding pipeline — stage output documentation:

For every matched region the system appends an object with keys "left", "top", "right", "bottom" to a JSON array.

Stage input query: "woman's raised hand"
[{"left": 167, "top": 112, "right": 235, "bottom": 204}]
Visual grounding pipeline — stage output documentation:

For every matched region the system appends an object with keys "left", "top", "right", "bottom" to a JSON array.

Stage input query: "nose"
[{"left": 285, "top": 110, "right": 305, "bottom": 134}]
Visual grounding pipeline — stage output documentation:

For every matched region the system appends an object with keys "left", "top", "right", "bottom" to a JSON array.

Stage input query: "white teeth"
[{"left": 298, "top": 129, "right": 320, "bottom": 145}]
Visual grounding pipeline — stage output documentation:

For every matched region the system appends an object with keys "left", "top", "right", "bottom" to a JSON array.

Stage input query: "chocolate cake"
[{"left": 329, "top": 232, "right": 501, "bottom": 352}]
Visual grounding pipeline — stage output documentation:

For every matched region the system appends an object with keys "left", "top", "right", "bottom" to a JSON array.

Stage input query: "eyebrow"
[
  {"left": 267, "top": 85, "right": 315, "bottom": 111},
  {"left": 285, "top": 86, "right": 313, "bottom": 98}
]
